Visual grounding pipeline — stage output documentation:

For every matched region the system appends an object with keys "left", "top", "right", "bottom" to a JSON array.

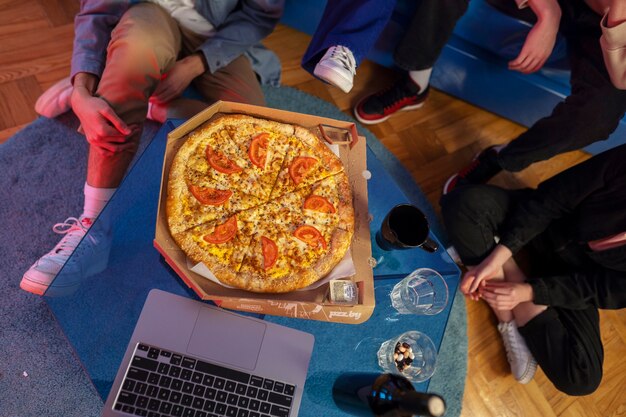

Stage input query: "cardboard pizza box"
[{"left": 154, "top": 100, "right": 374, "bottom": 324}]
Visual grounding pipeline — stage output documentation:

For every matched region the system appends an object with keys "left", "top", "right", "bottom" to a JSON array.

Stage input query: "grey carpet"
[{"left": 0, "top": 85, "right": 466, "bottom": 417}]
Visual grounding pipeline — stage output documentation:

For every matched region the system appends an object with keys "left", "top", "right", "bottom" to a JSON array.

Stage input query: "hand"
[
  {"left": 509, "top": 0, "right": 561, "bottom": 74},
  {"left": 460, "top": 244, "right": 513, "bottom": 297},
  {"left": 152, "top": 54, "right": 207, "bottom": 103},
  {"left": 71, "top": 87, "right": 132, "bottom": 152},
  {"left": 480, "top": 281, "right": 533, "bottom": 311}
]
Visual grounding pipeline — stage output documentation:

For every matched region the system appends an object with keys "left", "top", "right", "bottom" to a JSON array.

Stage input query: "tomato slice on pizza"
[
  {"left": 294, "top": 225, "right": 327, "bottom": 249},
  {"left": 261, "top": 236, "right": 278, "bottom": 270},
  {"left": 206, "top": 148, "right": 243, "bottom": 174},
  {"left": 289, "top": 156, "right": 318, "bottom": 185},
  {"left": 303, "top": 195, "right": 336, "bottom": 213},
  {"left": 203, "top": 216, "right": 238, "bottom": 244},
  {"left": 249, "top": 133, "right": 270, "bottom": 169},
  {"left": 189, "top": 185, "right": 233, "bottom": 206}
]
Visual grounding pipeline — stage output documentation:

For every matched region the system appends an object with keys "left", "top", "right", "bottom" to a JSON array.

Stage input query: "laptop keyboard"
[{"left": 112, "top": 342, "right": 296, "bottom": 417}]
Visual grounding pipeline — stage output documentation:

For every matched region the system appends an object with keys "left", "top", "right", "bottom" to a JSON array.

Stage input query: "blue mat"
[{"left": 0, "top": 86, "right": 466, "bottom": 416}]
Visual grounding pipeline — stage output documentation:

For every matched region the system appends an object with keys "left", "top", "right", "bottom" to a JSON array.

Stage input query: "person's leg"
[
  {"left": 21, "top": 3, "right": 181, "bottom": 296},
  {"left": 354, "top": 0, "right": 470, "bottom": 123},
  {"left": 440, "top": 184, "right": 518, "bottom": 265},
  {"left": 449, "top": 0, "right": 626, "bottom": 190},
  {"left": 89, "top": 2, "right": 181, "bottom": 188},
  {"left": 301, "top": 0, "right": 397, "bottom": 74},
  {"left": 518, "top": 306, "right": 604, "bottom": 395},
  {"left": 393, "top": 0, "right": 470, "bottom": 72},
  {"left": 441, "top": 184, "right": 540, "bottom": 382}
]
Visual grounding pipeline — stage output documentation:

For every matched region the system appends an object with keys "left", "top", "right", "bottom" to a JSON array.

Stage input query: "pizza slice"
[
  {"left": 223, "top": 118, "right": 294, "bottom": 199},
  {"left": 184, "top": 123, "right": 264, "bottom": 199},
  {"left": 167, "top": 167, "right": 264, "bottom": 235},
  {"left": 269, "top": 127, "right": 344, "bottom": 200},
  {"left": 173, "top": 215, "right": 252, "bottom": 284}
]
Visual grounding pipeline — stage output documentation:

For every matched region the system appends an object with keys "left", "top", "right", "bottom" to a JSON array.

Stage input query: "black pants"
[
  {"left": 394, "top": 0, "right": 626, "bottom": 172},
  {"left": 440, "top": 185, "right": 604, "bottom": 395}
]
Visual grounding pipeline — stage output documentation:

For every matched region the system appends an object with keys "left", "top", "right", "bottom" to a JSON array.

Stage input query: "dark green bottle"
[{"left": 332, "top": 373, "right": 446, "bottom": 417}]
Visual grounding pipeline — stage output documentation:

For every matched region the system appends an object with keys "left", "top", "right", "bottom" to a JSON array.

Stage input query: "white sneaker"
[
  {"left": 497, "top": 321, "right": 537, "bottom": 384},
  {"left": 313, "top": 45, "right": 357, "bottom": 93},
  {"left": 21, "top": 216, "right": 111, "bottom": 297},
  {"left": 35, "top": 76, "right": 73, "bottom": 118}
]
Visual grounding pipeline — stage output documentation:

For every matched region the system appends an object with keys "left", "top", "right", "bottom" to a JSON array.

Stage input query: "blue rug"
[{"left": 0, "top": 86, "right": 466, "bottom": 417}]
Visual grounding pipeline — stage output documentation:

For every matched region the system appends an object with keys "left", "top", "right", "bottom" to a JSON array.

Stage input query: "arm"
[
  {"left": 600, "top": 0, "right": 626, "bottom": 89},
  {"left": 499, "top": 144, "right": 626, "bottom": 254},
  {"left": 508, "top": 0, "right": 561, "bottom": 74},
  {"left": 196, "top": 0, "right": 284, "bottom": 75},
  {"left": 529, "top": 267, "right": 626, "bottom": 310},
  {"left": 460, "top": 244, "right": 513, "bottom": 295}
]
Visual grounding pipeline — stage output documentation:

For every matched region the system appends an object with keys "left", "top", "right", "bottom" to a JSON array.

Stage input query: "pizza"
[{"left": 166, "top": 114, "right": 355, "bottom": 293}]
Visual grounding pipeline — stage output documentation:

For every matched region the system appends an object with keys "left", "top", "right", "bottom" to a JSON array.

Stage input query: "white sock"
[
  {"left": 83, "top": 183, "right": 116, "bottom": 220},
  {"left": 408, "top": 68, "right": 433, "bottom": 94}
]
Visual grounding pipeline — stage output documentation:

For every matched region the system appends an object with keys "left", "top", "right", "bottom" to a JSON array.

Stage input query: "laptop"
[{"left": 101, "top": 289, "right": 315, "bottom": 417}]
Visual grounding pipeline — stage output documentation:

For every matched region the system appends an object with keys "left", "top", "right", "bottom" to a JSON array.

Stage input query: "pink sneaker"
[{"left": 35, "top": 76, "right": 73, "bottom": 118}]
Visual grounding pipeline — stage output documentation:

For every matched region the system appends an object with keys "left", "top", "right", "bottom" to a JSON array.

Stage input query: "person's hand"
[
  {"left": 509, "top": 0, "right": 561, "bottom": 74},
  {"left": 70, "top": 74, "right": 133, "bottom": 151},
  {"left": 152, "top": 54, "right": 207, "bottom": 103},
  {"left": 71, "top": 89, "right": 132, "bottom": 151},
  {"left": 460, "top": 244, "right": 513, "bottom": 298},
  {"left": 480, "top": 281, "right": 533, "bottom": 311}
]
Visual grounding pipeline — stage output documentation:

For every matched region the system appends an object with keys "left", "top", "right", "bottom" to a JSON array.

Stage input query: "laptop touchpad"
[{"left": 187, "top": 307, "right": 266, "bottom": 371}]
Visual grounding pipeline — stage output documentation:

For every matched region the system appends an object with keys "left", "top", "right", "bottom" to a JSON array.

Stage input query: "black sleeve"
[
  {"left": 499, "top": 144, "right": 626, "bottom": 254},
  {"left": 529, "top": 267, "right": 626, "bottom": 310}
]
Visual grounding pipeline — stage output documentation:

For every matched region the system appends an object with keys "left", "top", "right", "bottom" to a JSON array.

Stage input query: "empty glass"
[
  {"left": 377, "top": 330, "right": 437, "bottom": 383},
  {"left": 390, "top": 268, "right": 448, "bottom": 315}
]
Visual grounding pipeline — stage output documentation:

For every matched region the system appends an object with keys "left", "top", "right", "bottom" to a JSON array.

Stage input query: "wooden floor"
[{"left": 1, "top": 2, "right": 625, "bottom": 416}]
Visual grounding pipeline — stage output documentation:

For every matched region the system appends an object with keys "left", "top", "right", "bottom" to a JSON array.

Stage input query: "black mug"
[{"left": 376, "top": 204, "right": 439, "bottom": 252}]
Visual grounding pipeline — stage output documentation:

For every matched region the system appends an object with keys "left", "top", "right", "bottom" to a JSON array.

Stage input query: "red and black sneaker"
[
  {"left": 443, "top": 146, "right": 502, "bottom": 195},
  {"left": 354, "top": 74, "right": 429, "bottom": 125}
]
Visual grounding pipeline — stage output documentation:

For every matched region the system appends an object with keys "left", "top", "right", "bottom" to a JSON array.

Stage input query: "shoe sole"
[
  {"left": 353, "top": 100, "right": 425, "bottom": 125},
  {"left": 517, "top": 357, "right": 538, "bottom": 384},
  {"left": 442, "top": 173, "right": 459, "bottom": 195},
  {"left": 20, "top": 244, "right": 111, "bottom": 297},
  {"left": 313, "top": 64, "right": 353, "bottom": 94}
]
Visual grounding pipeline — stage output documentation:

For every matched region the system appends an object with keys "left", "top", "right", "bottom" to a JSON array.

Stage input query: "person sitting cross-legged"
[{"left": 440, "top": 143, "right": 626, "bottom": 394}]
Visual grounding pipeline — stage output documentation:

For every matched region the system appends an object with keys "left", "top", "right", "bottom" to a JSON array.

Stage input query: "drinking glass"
[
  {"left": 377, "top": 330, "right": 437, "bottom": 383},
  {"left": 390, "top": 268, "right": 448, "bottom": 315}
]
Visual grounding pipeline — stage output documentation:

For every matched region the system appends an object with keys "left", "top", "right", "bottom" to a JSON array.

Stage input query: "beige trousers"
[{"left": 88, "top": 2, "right": 265, "bottom": 187}]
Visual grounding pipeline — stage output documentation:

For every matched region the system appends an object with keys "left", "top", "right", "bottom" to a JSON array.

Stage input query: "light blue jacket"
[{"left": 71, "top": 0, "right": 284, "bottom": 86}]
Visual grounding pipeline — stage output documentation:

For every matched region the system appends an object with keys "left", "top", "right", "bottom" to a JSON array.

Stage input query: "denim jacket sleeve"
[
  {"left": 194, "top": 0, "right": 284, "bottom": 86},
  {"left": 71, "top": 0, "right": 131, "bottom": 81}
]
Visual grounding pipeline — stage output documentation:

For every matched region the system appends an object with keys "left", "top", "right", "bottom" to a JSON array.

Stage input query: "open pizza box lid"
[{"left": 154, "top": 100, "right": 374, "bottom": 324}]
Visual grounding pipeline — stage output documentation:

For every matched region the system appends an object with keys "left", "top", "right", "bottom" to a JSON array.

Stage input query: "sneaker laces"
[
  {"left": 327, "top": 46, "right": 356, "bottom": 75},
  {"left": 48, "top": 217, "right": 95, "bottom": 262},
  {"left": 500, "top": 324, "right": 522, "bottom": 365}
]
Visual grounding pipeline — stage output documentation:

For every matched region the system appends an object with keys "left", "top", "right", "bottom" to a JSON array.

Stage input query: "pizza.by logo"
[
  {"left": 329, "top": 310, "right": 362, "bottom": 320},
  {"left": 237, "top": 303, "right": 263, "bottom": 312}
]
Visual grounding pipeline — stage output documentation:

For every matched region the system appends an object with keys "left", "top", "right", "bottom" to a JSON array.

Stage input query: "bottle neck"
[{"left": 395, "top": 391, "right": 446, "bottom": 417}]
